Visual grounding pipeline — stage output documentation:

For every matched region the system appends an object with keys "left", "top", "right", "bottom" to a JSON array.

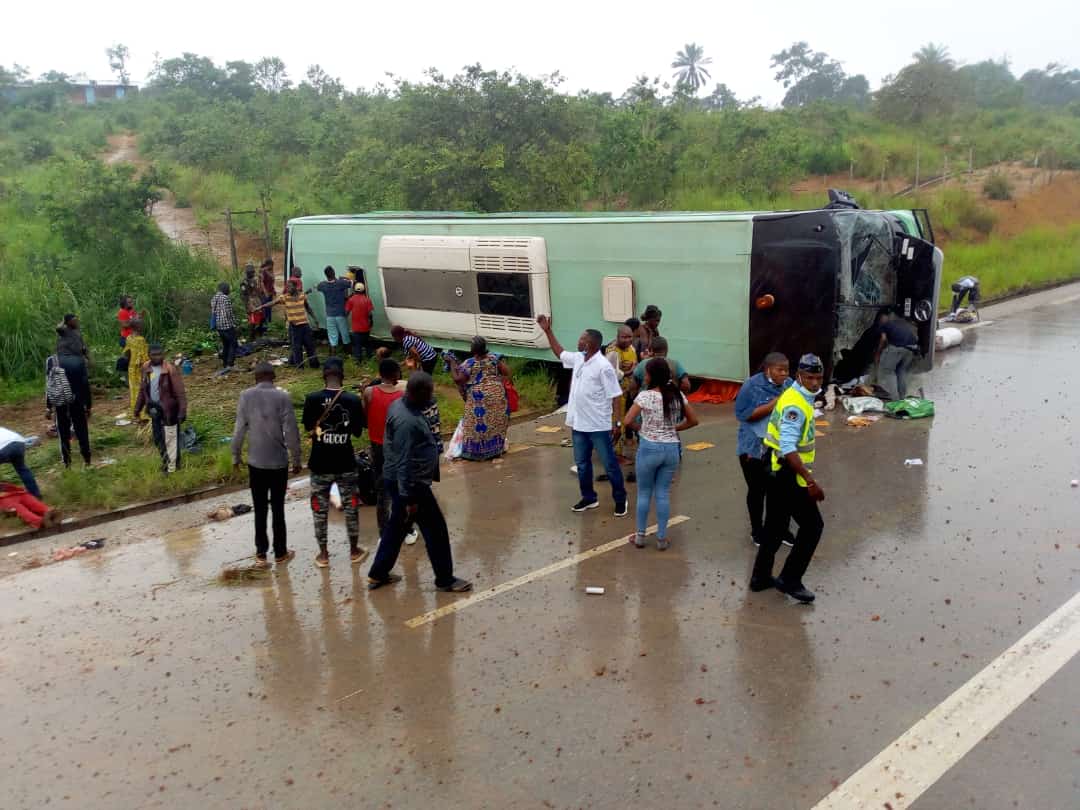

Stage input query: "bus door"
[{"left": 894, "top": 233, "right": 943, "bottom": 369}]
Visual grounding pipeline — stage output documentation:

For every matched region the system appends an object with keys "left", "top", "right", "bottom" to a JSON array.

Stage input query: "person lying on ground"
[{"left": 0, "top": 483, "right": 59, "bottom": 530}]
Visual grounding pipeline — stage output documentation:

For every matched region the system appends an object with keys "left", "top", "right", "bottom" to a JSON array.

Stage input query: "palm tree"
[
  {"left": 672, "top": 43, "right": 713, "bottom": 94},
  {"left": 913, "top": 43, "right": 954, "bottom": 69}
]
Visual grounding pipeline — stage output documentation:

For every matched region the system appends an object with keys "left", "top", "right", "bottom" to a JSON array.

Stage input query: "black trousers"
[
  {"left": 218, "top": 327, "right": 238, "bottom": 369},
  {"left": 350, "top": 331, "right": 371, "bottom": 362},
  {"left": 368, "top": 481, "right": 454, "bottom": 587},
  {"left": 420, "top": 357, "right": 437, "bottom": 375},
  {"left": 752, "top": 463, "right": 824, "bottom": 587},
  {"left": 738, "top": 453, "right": 769, "bottom": 541},
  {"left": 55, "top": 404, "right": 91, "bottom": 467},
  {"left": 288, "top": 323, "right": 318, "bottom": 366},
  {"left": 249, "top": 465, "right": 288, "bottom": 557}
]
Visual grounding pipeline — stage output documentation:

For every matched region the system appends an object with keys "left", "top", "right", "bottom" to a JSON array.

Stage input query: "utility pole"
[{"left": 224, "top": 209, "right": 239, "bottom": 273}]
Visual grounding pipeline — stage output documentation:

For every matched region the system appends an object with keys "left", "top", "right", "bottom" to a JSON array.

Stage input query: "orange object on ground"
[{"left": 688, "top": 380, "right": 742, "bottom": 404}]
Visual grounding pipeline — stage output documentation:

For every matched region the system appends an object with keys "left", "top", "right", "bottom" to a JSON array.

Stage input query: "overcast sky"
[{"left": 6, "top": 0, "right": 1076, "bottom": 104}]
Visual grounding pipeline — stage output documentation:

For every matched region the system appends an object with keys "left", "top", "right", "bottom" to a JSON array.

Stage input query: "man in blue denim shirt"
[{"left": 734, "top": 353, "right": 791, "bottom": 546}]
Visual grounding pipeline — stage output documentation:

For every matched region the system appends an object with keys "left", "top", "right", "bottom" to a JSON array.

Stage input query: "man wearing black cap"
[
  {"left": 232, "top": 362, "right": 302, "bottom": 566},
  {"left": 750, "top": 353, "right": 826, "bottom": 603},
  {"left": 302, "top": 357, "right": 366, "bottom": 568}
]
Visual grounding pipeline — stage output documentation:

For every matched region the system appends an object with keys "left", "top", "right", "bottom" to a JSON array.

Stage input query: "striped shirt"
[
  {"left": 403, "top": 334, "right": 437, "bottom": 361},
  {"left": 283, "top": 293, "right": 309, "bottom": 325},
  {"left": 210, "top": 292, "right": 237, "bottom": 330}
]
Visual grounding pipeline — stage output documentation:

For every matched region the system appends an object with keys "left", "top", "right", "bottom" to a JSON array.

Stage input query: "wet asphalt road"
[{"left": 1, "top": 291, "right": 1078, "bottom": 809}]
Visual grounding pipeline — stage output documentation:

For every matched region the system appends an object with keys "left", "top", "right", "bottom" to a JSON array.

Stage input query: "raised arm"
[{"left": 536, "top": 315, "right": 565, "bottom": 358}]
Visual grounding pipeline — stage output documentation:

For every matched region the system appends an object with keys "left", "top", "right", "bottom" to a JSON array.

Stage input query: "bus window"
[{"left": 477, "top": 273, "right": 532, "bottom": 318}]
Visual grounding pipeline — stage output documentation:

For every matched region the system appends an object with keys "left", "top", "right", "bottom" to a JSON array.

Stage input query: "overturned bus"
[{"left": 285, "top": 198, "right": 942, "bottom": 381}]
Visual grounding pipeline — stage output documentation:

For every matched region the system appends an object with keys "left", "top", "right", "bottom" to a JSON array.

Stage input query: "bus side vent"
[
  {"left": 477, "top": 315, "right": 536, "bottom": 335},
  {"left": 471, "top": 255, "right": 532, "bottom": 272},
  {"left": 473, "top": 238, "right": 532, "bottom": 250}
]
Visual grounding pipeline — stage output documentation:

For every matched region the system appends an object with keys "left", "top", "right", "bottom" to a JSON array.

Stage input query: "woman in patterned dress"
[{"left": 449, "top": 337, "right": 512, "bottom": 461}]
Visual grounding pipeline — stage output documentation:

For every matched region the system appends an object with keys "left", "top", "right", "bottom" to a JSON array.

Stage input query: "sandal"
[
  {"left": 350, "top": 546, "right": 369, "bottom": 565},
  {"left": 436, "top": 578, "right": 473, "bottom": 593},
  {"left": 275, "top": 550, "right": 296, "bottom": 564},
  {"left": 628, "top": 533, "right": 646, "bottom": 548},
  {"left": 367, "top": 573, "right": 402, "bottom": 590},
  {"left": 315, "top": 549, "right": 330, "bottom": 568}
]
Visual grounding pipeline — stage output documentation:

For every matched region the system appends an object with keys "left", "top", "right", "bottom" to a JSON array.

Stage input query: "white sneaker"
[
  {"left": 570, "top": 465, "right": 578, "bottom": 474},
  {"left": 404, "top": 528, "right": 419, "bottom": 546}
]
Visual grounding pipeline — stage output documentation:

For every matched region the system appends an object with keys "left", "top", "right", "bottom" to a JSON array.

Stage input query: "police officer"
[{"left": 749, "top": 353, "right": 826, "bottom": 603}]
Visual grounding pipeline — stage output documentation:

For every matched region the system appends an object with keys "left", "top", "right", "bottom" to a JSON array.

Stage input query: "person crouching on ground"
[
  {"left": 232, "top": 362, "right": 302, "bottom": 567},
  {"left": 390, "top": 325, "right": 438, "bottom": 374},
  {"left": 302, "top": 358, "right": 366, "bottom": 568},
  {"left": 734, "top": 352, "right": 792, "bottom": 547},
  {"left": 367, "top": 372, "right": 472, "bottom": 593},
  {"left": 624, "top": 357, "right": 698, "bottom": 550},
  {"left": 536, "top": 314, "right": 628, "bottom": 517},
  {"left": 134, "top": 343, "right": 188, "bottom": 474},
  {"left": 750, "top": 353, "right": 826, "bottom": 604}
]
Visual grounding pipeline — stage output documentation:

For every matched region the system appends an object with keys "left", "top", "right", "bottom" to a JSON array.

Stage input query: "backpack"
[
  {"left": 354, "top": 450, "right": 378, "bottom": 505},
  {"left": 46, "top": 360, "right": 75, "bottom": 407}
]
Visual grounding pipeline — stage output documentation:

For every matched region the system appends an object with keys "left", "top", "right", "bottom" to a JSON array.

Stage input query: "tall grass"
[{"left": 942, "top": 225, "right": 1080, "bottom": 301}]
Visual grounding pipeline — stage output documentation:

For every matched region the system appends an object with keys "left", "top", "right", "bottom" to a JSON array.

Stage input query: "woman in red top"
[
  {"left": 117, "top": 295, "right": 137, "bottom": 347},
  {"left": 362, "top": 356, "right": 405, "bottom": 531},
  {"left": 345, "top": 282, "right": 375, "bottom": 363}
]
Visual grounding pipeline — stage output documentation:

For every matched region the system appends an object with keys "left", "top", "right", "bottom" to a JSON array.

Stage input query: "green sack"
[{"left": 884, "top": 397, "right": 935, "bottom": 419}]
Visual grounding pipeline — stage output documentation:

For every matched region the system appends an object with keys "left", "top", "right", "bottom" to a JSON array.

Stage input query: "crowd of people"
[{"left": 4, "top": 277, "right": 831, "bottom": 604}]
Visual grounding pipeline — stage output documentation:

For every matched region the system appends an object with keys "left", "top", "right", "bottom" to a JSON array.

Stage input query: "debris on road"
[
  {"left": 842, "top": 396, "right": 886, "bottom": 414},
  {"left": 219, "top": 565, "right": 271, "bottom": 584},
  {"left": 845, "top": 415, "right": 878, "bottom": 428},
  {"left": 207, "top": 504, "right": 253, "bottom": 522},
  {"left": 585, "top": 586, "right": 605, "bottom": 595},
  {"left": 685, "top": 442, "right": 715, "bottom": 451},
  {"left": 904, "top": 458, "right": 924, "bottom": 466},
  {"left": 51, "top": 539, "right": 105, "bottom": 562},
  {"left": 935, "top": 327, "right": 964, "bottom": 350},
  {"left": 535, "top": 425, "right": 561, "bottom": 433},
  {"left": 1071, "top": 480, "right": 1078, "bottom": 488},
  {"left": 885, "top": 398, "right": 935, "bottom": 419}
]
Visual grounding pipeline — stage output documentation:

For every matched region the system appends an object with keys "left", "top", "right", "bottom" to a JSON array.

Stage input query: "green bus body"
[{"left": 285, "top": 209, "right": 939, "bottom": 381}]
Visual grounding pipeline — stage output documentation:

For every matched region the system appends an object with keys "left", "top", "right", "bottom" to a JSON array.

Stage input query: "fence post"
[
  {"left": 849, "top": 160, "right": 854, "bottom": 181},
  {"left": 260, "top": 207, "right": 272, "bottom": 262},
  {"left": 914, "top": 144, "right": 921, "bottom": 190},
  {"left": 968, "top": 147, "right": 974, "bottom": 175},
  {"left": 224, "top": 209, "right": 239, "bottom": 273}
]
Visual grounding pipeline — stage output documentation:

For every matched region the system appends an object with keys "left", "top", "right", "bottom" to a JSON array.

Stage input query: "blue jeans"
[
  {"left": 635, "top": 438, "right": 680, "bottom": 538},
  {"left": 572, "top": 430, "right": 626, "bottom": 505},
  {"left": 0, "top": 441, "right": 41, "bottom": 499},
  {"left": 326, "top": 315, "right": 351, "bottom": 347}
]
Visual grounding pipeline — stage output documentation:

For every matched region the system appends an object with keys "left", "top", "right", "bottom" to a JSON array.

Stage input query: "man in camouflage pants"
[{"left": 302, "top": 358, "right": 367, "bottom": 568}]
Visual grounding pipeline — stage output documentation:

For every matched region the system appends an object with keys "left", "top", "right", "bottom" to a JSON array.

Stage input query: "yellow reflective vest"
[{"left": 763, "top": 386, "right": 816, "bottom": 486}]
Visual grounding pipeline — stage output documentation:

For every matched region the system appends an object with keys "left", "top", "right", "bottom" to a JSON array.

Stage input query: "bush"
[{"left": 983, "top": 172, "right": 1013, "bottom": 200}]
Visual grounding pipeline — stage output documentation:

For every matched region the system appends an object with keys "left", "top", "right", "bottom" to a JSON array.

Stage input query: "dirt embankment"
[
  {"left": 104, "top": 133, "right": 284, "bottom": 271},
  {"left": 793, "top": 162, "right": 1080, "bottom": 239}
]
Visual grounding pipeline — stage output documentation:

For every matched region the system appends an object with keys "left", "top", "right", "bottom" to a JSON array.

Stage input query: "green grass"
[{"left": 941, "top": 225, "right": 1080, "bottom": 302}]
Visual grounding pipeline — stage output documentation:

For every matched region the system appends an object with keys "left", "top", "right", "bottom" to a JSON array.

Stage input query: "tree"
[
  {"left": 302, "top": 64, "right": 344, "bottom": 98},
  {"left": 106, "top": 43, "right": 131, "bottom": 85},
  {"left": 253, "top": 57, "right": 291, "bottom": 93},
  {"left": 957, "top": 59, "right": 1021, "bottom": 109},
  {"left": 1020, "top": 63, "right": 1080, "bottom": 107},
  {"left": 147, "top": 53, "right": 225, "bottom": 96},
  {"left": 701, "top": 82, "right": 739, "bottom": 111},
  {"left": 671, "top": 43, "right": 712, "bottom": 94},
  {"left": 770, "top": 42, "right": 866, "bottom": 107},
  {"left": 876, "top": 45, "right": 962, "bottom": 123}
]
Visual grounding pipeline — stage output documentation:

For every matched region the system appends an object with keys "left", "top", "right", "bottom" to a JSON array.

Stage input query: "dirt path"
[{"left": 104, "top": 133, "right": 283, "bottom": 271}]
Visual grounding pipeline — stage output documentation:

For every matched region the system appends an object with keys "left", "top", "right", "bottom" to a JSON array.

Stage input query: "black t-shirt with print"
[{"left": 302, "top": 388, "right": 365, "bottom": 474}]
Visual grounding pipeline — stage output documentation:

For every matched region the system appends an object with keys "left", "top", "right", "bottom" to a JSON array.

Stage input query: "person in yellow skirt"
[{"left": 123, "top": 319, "right": 149, "bottom": 418}]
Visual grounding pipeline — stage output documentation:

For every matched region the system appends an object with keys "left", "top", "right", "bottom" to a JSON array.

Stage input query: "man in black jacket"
[{"left": 367, "top": 373, "right": 472, "bottom": 593}]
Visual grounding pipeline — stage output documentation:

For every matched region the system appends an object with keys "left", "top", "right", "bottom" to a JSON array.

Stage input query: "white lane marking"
[
  {"left": 404, "top": 515, "right": 691, "bottom": 628},
  {"left": 812, "top": 590, "right": 1080, "bottom": 810}
]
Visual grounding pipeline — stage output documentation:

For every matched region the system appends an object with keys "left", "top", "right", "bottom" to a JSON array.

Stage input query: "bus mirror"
[{"left": 755, "top": 294, "right": 775, "bottom": 310}]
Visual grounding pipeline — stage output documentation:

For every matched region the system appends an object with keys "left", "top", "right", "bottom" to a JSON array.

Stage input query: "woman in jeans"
[{"left": 623, "top": 357, "right": 698, "bottom": 550}]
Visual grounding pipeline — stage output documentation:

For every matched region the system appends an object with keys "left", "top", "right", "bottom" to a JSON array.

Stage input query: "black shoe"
[
  {"left": 749, "top": 576, "right": 775, "bottom": 592},
  {"left": 614, "top": 500, "right": 628, "bottom": 517},
  {"left": 775, "top": 578, "right": 815, "bottom": 603},
  {"left": 572, "top": 498, "right": 599, "bottom": 512},
  {"left": 781, "top": 531, "right": 795, "bottom": 548},
  {"left": 597, "top": 472, "right": 609, "bottom": 482},
  {"left": 626, "top": 470, "right": 636, "bottom": 483}
]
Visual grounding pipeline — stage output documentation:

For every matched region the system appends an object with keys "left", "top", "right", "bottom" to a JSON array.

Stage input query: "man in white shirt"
[
  {"left": 537, "top": 315, "right": 628, "bottom": 515},
  {"left": 0, "top": 426, "right": 42, "bottom": 498}
]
